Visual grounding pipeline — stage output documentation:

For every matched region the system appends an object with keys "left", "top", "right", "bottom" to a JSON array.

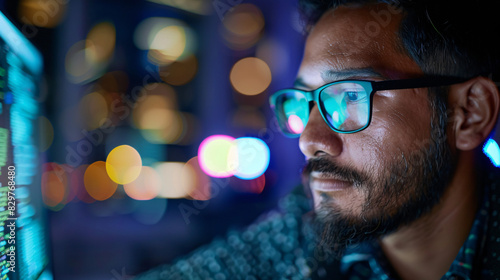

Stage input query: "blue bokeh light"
[
  {"left": 483, "top": 138, "right": 500, "bottom": 167},
  {"left": 234, "top": 137, "right": 270, "bottom": 180}
]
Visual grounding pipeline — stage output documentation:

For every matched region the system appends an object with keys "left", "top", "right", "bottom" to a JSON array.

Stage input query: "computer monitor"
[{"left": 0, "top": 11, "right": 51, "bottom": 280}]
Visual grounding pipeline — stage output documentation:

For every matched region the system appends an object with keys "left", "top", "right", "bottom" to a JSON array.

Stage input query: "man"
[{"left": 137, "top": 0, "right": 500, "bottom": 279}]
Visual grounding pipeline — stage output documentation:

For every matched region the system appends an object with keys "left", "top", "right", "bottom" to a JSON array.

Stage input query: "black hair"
[{"left": 298, "top": 0, "right": 500, "bottom": 79}]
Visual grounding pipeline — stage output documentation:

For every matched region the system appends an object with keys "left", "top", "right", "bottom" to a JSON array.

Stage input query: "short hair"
[{"left": 298, "top": 0, "right": 500, "bottom": 79}]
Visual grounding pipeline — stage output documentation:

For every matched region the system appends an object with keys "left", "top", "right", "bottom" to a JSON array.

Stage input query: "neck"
[{"left": 380, "top": 151, "right": 480, "bottom": 280}]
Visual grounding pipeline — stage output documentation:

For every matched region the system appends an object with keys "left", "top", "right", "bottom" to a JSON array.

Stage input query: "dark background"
[{"left": 0, "top": 0, "right": 307, "bottom": 279}]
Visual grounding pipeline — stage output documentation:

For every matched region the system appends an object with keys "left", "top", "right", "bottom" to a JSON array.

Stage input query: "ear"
[{"left": 449, "top": 76, "right": 500, "bottom": 151}]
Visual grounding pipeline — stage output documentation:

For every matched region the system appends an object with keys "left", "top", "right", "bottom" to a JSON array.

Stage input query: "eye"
[{"left": 345, "top": 90, "right": 363, "bottom": 102}]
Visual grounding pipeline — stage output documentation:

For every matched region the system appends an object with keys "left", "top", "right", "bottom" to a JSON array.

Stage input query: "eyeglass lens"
[{"left": 275, "top": 82, "right": 370, "bottom": 135}]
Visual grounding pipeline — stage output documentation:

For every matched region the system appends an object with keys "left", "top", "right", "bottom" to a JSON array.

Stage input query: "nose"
[{"left": 299, "top": 103, "right": 343, "bottom": 159}]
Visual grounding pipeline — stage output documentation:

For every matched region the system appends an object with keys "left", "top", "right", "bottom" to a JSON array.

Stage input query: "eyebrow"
[{"left": 294, "top": 68, "right": 386, "bottom": 89}]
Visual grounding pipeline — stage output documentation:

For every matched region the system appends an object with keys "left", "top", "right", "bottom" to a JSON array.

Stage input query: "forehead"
[{"left": 298, "top": 4, "right": 422, "bottom": 87}]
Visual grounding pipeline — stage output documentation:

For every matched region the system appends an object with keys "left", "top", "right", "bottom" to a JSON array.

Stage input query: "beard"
[{"left": 304, "top": 92, "right": 456, "bottom": 257}]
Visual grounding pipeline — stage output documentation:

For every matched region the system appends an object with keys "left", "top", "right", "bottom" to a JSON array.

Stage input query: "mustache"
[{"left": 302, "top": 157, "right": 366, "bottom": 186}]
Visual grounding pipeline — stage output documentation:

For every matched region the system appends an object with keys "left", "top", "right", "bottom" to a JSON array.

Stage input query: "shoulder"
[
  {"left": 478, "top": 166, "right": 500, "bottom": 279},
  {"left": 135, "top": 186, "right": 330, "bottom": 280}
]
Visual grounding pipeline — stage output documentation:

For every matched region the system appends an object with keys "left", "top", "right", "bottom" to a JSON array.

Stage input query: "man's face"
[{"left": 297, "top": 5, "right": 455, "bottom": 250}]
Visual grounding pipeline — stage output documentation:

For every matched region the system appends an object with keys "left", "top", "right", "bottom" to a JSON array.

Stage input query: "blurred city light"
[
  {"left": 134, "top": 17, "right": 195, "bottom": 65},
  {"left": 149, "top": 25, "right": 186, "bottom": 62},
  {"left": 41, "top": 163, "right": 67, "bottom": 208},
  {"left": 19, "top": 0, "right": 67, "bottom": 28},
  {"left": 231, "top": 137, "right": 270, "bottom": 180},
  {"left": 41, "top": 171, "right": 65, "bottom": 207},
  {"left": 198, "top": 135, "right": 270, "bottom": 182},
  {"left": 230, "top": 57, "right": 272, "bottom": 96},
  {"left": 198, "top": 135, "right": 237, "bottom": 178},
  {"left": 484, "top": 138, "right": 500, "bottom": 167},
  {"left": 86, "top": 22, "right": 116, "bottom": 64},
  {"left": 123, "top": 166, "right": 161, "bottom": 200},
  {"left": 65, "top": 21, "right": 116, "bottom": 84},
  {"left": 130, "top": 83, "right": 196, "bottom": 144},
  {"left": 154, "top": 162, "right": 196, "bottom": 198},
  {"left": 65, "top": 40, "right": 100, "bottom": 84},
  {"left": 132, "top": 83, "right": 178, "bottom": 129},
  {"left": 84, "top": 161, "right": 118, "bottom": 201},
  {"left": 140, "top": 112, "right": 198, "bottom": 145},
  {"left": 222, "top": 4, "right": 264, "bottom": 50},
  {"left": 106, "top": 145, "right": 142, "bottom": 185},
  {"left": 159, "top": 55, "right": 198, "bottom": 86}
]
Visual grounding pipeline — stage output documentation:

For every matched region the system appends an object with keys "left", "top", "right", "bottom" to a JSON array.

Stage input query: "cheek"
[
  {"left": 342, "top": 93, "right": 432, "bottom": 171},
  {"left": 379, "top": 93, "right": 431, "bottom": 146}
]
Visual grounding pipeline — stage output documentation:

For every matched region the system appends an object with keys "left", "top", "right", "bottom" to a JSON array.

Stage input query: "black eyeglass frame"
[{"left": 269, "top": 76, "right": 469, "bottom": 137}]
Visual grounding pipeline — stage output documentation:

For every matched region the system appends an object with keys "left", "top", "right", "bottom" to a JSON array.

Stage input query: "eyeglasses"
[{"left": 269, "top": 76, "right": 468, "bottom": 137}]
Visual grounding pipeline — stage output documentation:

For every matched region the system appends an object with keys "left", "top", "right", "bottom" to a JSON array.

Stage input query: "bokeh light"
[
  {"left": 38, "top": 116, "right": 54, "bottom": 152},
  {"left": 84, "top": 161, "right": 118, "bottom": 201},
  {"left": 159, "top": 55, "right": 198, "bottom": 86},
  {"left": 130, "top": 83, "right": 195, "bottom": 144},
  {"left": 78, "top": 91, "right": 109, "bottom": 131},
  {"left": 19, "top": 0, "right": 67, "bottom": 28},
  {"left": 106, "top": 145, "right": 142, "bottom": 185},
  {"left": 154, "top": 162, "right": 195, "bottom": 198},
  {"left": 230, "top": 57, "right": 272, "bottom": 96},
  {"left": 41, "top": 163, "right": 68, "bottom": 208},
  {"left": 123, "top": 166, "right": 161, "bottom": 200},
  {"left": 65, "top": 22, "right": 116, "bottom": 84},
  {"left": 198, "top": 135, "right": 237, "bottom": 178},
  {"left": 139, "top": 105, "right": 178, "bottom": 130},
  {"left": 86, "top": 22, "right": 116, "bottom": 64},
  {"left": 149, "top": 25, "right": 186, "bottom": 62},
  {"left": 41, "top": 171, "right": 65, "bottom": 207},
  {"left": 185, "top": 157, "right": 211, "bottom": 201},
  {"left": 231, "top": 137, "right": 270, "bottom": 180},
  {"left": 198, "top": 135, "right": 270, "bottom": 181},
  {"left": 484, "top": 139, "right": 500, "bottom": 167},
  {"left": 132, "top": 83, "right": 178, "bottom": 128},
  {"left": 134, "top": 17, "right": 196, "bottom": 65},
  {"left": 65, "top": 40, "right": 100, "bottom": 84},
  {"left": 140, "top": 111, "right": 193, "bottom": 145},
  {"left": 222, "top": 4, "right": 264, "bottom": 50}
]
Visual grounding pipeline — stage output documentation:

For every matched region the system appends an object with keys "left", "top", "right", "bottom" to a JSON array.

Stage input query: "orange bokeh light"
[{"left": 84, "top": 161, "right": 118, "bottom": 201}]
